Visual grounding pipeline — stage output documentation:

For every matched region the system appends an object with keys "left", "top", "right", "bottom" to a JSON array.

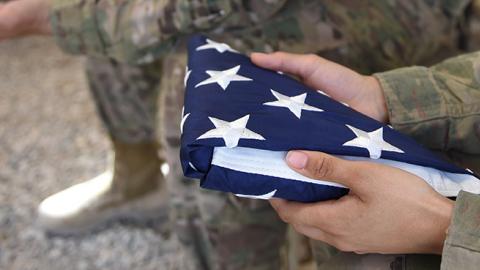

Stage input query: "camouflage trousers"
[
  {"left": 83, "top": 1, "right": 480, "bottom": 269},
  {"left": 86, "top": 54, "right": 288, "bottom": 270}
]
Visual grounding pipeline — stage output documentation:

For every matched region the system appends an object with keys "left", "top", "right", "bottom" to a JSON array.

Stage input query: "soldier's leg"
[
  {"left": 160, "top": 44, "right": 288, "bottom": 270},
  {"left": 38, "top": 57, "right": 169, "bottom": 235}
]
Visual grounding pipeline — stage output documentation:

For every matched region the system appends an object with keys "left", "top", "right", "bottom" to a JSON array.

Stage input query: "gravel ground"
[{"left": 0, "top": 37, "right": 178, "bottom": 270}]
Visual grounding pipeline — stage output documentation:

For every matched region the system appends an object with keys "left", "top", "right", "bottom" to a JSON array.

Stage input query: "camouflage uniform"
[{"left": 48, "top": 0, "right": 480, "bottom": 269}]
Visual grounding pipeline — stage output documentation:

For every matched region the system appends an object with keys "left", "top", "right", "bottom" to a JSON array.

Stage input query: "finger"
[
  {"left": 292, "top": 223, "right": 336, "bottom": 244},
  {"left": 251, "top": 52, "right": 321, "bottom": 82},
  {"left": 285, "top": 150, "right": 364, "bottom": 189},
  {"left": 295, "top": 223, "right": 356, "bottom": 253},
  {"left": 270, "top": 198, "right": 342, "bottom": 229},
  {"left": 251, "top": 52, "right": 361, "bottom": 98},
  {"left": 247, "top": 54, "right": 299, "bottom": 81}
]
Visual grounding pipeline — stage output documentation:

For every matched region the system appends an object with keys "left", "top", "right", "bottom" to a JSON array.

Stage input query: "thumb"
[{"left": 286, "top": 150, "right": 362, "bottom": 189}]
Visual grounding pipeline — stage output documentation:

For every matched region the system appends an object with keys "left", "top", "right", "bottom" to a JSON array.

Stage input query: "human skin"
[
  {"left": 0, "top": 0, "right": 51, "bottom": 41},
  {"left": 251, "top": 52, "right": 454, "bottom": 255}
]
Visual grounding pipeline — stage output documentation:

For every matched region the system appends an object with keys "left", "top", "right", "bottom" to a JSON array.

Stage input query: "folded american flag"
[{"left": 180, "top": 35, "right": 480, "bottom": 202}]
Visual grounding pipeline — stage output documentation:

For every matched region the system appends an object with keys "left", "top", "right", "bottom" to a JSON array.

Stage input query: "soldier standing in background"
[{"left": 1, "top": 0, "right": 480, "bottom": 269}]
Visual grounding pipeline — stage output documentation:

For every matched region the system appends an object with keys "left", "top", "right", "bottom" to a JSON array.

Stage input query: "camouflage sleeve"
[
  {"left": 441, "top": 191, "right": 480, "bottom": 269},
  {"left": 374, "top": 51, "right": 480, "bottom": 154},
  {"left": 49, "top": 0, "right": 234, "bottom": 64}
]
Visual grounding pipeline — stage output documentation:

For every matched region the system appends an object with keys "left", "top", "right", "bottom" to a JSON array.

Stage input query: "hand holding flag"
[
  {"left": 256, "top": 51, "right": 453, "bottom": 255},
  {"left": 271, "top": 150, "right": 453, "bottom": 255}
]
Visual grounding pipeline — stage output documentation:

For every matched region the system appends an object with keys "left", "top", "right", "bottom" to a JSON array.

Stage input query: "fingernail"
[{"left": 286, "top": 151, "right": 308, "bottom": 169}]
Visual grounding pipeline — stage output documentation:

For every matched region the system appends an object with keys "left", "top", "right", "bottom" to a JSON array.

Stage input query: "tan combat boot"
[{"left": 37, "top": 140, "right": 169, "bottom": 235}]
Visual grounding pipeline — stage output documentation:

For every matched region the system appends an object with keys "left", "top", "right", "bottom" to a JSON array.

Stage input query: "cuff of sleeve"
[
  {"left": 441, "top": 191, "right": 480, "bottom": 268},
  {"left": 49, "top": 0, "right": 105, "bottom": 56},
  {"left": 373, "top": 67, "right": 450, "bottom": 149},
  {"left": 374, "top": 66, "right": 446, "bottom": 127},
  {"left": 444, "top": 191, "right": 480, "bottom": 251}
]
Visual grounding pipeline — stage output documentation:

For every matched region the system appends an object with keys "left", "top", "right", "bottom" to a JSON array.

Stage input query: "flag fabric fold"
[{"left": 180, "top": 35, "right": 480, "bottom": 202}]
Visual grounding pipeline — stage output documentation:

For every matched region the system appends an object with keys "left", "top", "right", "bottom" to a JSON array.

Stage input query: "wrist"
[
  {"left": 363, "top": 76, "right": 389, "bottom": 123},
  {"left": 425, "top": 197, "right": 454, "bottom": 254}
]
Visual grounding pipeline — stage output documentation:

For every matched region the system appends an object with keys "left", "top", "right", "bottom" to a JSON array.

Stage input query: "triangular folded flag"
[{"left": 180, "top": 35, "right": 480, "bottom": 202}]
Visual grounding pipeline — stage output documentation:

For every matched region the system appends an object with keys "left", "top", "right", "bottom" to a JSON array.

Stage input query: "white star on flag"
[
  {"left": 343, "top": 125, "right": 404, "bottom": 159},
  {"left": 195, "top": 65, "right": 252, "bottom": 90},
  {"left": 184, "top": 67, "right": 191, "bottom": 87},
  {"left": 263, "top": 89, "right": 323, "bottom": 119},
  {"left": 196, "top": 39, "right": 238, "bottom": 53},
  {"left": 197, "top": 115, "right": 265, "bottom": 148},
  {"left": 180, "top": 107, "right": 190, "bottom": 134}
]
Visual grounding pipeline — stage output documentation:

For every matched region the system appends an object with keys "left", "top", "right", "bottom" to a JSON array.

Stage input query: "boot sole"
[
  {"left": 38, "top": 190, "right": 170, "bottom": 237},
  {"left": 40, "top": 205, "right": 169, "bottom": 237}
]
